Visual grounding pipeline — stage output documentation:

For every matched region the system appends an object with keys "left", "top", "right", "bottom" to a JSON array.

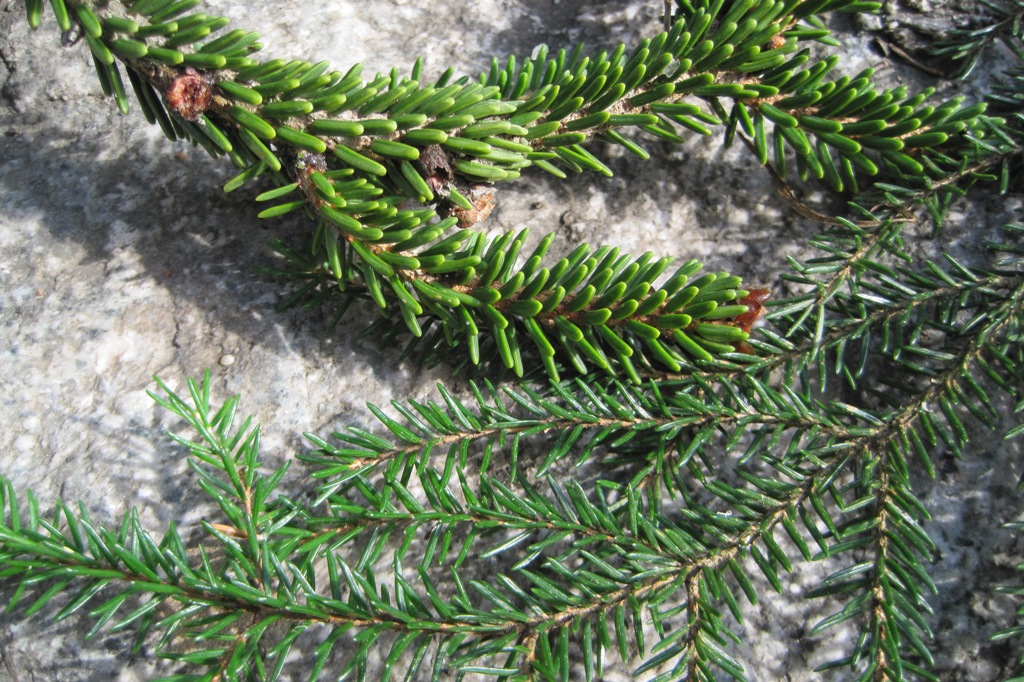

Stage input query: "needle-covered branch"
[
  {"left": 8, "top": 0, "right": 1024, "bottom": 679},
  {"left": 25, "top": 0, "right": 999, "bottom": 379}
]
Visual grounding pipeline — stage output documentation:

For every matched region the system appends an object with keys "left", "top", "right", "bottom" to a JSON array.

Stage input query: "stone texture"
[{"left": 0, "top": 0, "right": 1021, "bottom": 679}]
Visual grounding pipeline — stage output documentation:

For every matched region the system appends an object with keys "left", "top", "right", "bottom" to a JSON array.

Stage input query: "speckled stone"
[{"left": 0, "top": 1, "right": 1020, "bottom": 680}]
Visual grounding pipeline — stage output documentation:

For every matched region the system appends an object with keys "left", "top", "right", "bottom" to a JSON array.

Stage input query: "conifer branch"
[
  {"left": 25, "top": 0, "right": 1001, "bottom": 380},
  {"left": 5, "top": 0, "right": 1024, "bottom": 679},
  {"left": 931, "top": 0, "right": 1024, "bottom": 79}
]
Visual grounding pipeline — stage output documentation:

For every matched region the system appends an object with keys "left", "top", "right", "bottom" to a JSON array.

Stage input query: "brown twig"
[{"left": 874, "top": 37, "right": 947, "bottom": 78}]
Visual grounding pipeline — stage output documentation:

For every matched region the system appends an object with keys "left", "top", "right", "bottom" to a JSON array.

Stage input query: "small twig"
[{"left": 874, "top": 37, "right": 946, "bottom": 77}]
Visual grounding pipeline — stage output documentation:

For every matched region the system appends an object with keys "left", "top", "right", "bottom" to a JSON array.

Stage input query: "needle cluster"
[{"left": 4, "top": 0, "right": 1024, "bottom": 680}]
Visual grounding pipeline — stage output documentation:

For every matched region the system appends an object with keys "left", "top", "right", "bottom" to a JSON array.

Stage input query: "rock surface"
[{"left": 0, "top": 0, "right": 1021, "bottom": 679}]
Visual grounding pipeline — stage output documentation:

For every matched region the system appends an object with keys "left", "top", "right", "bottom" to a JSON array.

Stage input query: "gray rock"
[{"left": 0, "top": 1, "right": 1020, "bottom": 680}]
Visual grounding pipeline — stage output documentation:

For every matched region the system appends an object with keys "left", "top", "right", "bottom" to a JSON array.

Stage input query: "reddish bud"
[
  {"left": 167, "top": 69, "right": 212, "bottom": 121},
  {"left": 732, "top": 288, "right": 771, "bottom": 333}
]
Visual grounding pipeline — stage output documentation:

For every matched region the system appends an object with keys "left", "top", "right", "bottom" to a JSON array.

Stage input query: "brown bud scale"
[
  {"left": 451, "top": 187, "right": 495, "bottom": 228},
  {"left": 732, "top": 288, "right": 771, "bottom": 334}
]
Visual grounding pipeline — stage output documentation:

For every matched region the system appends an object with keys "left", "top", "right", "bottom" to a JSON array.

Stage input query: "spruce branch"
[
  {"left": 931, "top": 0, "right": 1024, "bottom": 79},
  {"left": 1, "top": 236, "right": 1021, "bottom": 679},
  {"left": 0, "top": 371, "right": 866, "bottom": 679},
  {"left": 6, "top": 0, "right": 1024, "bottom": 679},
  {"left": 25, "top": 0, "right": 1002, "bottom": 381}
]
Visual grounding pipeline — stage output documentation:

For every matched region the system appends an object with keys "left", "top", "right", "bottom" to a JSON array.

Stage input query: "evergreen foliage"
[{"left": 3, "top": 0, "right": 1024, "bottom": 679}]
